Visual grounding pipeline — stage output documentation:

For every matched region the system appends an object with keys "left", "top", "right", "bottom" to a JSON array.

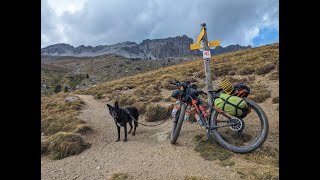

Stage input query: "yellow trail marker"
[
  {"left": 190, "top": 43, "right": 201, "bottom": 50},
  {"left": 190, "top": 27, "right": 220, "bottom": 50},
  {"left": 190, "top": 40, "right": 220, "bottom": 50},
  {"left": 196, "top": 28, "right": 205, "bottom": 43},
  {"left": 208, "top": 40, "right": 220, "bottom": 47}
]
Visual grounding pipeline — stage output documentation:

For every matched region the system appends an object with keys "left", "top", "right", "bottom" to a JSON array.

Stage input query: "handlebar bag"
[{"left": 171, "top": 90, "right": 185, "bottom": 99}]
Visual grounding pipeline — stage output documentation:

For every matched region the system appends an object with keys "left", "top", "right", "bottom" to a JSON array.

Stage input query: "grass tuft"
[
  {"left": 46, "top": 132, "right": 91, "bottom": 160},
  {"left": 145, "top": 104, "right": 171, "bottom": 122},
  {"left": 194, "top": 134, "right": 233, "bottom": 161},
  {"left": 108, "top": 172, "right": 128, "bottom": 180}
]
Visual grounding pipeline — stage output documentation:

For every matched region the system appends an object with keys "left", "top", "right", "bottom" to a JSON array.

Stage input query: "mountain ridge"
[{"left": 41, "top": 35, "right": 251, "bottom": 59}]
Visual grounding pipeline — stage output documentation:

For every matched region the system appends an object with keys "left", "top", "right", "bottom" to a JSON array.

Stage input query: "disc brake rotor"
[{"left": 229, "top": 118, "right": 244, "bottom": 131}]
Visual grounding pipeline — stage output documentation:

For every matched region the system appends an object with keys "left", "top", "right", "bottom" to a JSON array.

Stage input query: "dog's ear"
[
  {"left": 115, "top": 101, "right": 119, "bottom": 109},
  {"left": 107, "top": 104, "right": 113, "bottom": 111}
]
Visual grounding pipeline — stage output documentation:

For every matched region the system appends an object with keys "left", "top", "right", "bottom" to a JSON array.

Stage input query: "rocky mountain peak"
[{"left": 41, "top": 36, "right": 251, "bottom": 59}]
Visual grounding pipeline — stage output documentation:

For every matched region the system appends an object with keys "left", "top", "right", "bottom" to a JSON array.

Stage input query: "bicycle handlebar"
[
  {"left": 169, "top": 80, "right": 208, "bottom": 96},
  {"left": 199, "top": 90, "right": 207, "bottom": 95},
  {"left": 169, "top": 80, "right": 178, "bottom": 85},
  {"left": 168, "top": 80, "right": 190, "bottom": 87}
]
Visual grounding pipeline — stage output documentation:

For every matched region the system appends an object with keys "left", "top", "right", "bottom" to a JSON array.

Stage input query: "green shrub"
[
  {"left": 255, "top": 63, "right": 275, "bottom": 75},
  {"left": 54, "top": 84, "right": 62, "bottom": 93},
  {"left": 239, "top": 67, "right": 255, "bottom": 75},
  {"left": 63, "top": 86, "right": 69, "bottom": 92}
]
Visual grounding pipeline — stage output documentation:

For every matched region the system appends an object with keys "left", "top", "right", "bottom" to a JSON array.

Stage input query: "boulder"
[{"left": 64, "top": 96, "right": 79, "bottom": 103}]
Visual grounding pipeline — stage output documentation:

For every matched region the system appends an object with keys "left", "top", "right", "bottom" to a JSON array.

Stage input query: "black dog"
[{"left": 107, "top": 102, "right": 139, "bottom": 142}]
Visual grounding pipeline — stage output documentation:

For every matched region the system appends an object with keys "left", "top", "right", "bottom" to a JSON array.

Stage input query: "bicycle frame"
[{"left": 183, "top": 92, "right": 234, "bottom": 131}]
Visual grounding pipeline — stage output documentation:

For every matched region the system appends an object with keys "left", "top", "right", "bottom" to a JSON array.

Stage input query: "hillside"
[
  {"left": 41, "top": 54, "right": 187, "bottom": 95},
  {"left": 41, "top": 43, "right": 279, "bottom": 179},
  {"left": 79, "top": 43, "right": 278, "bottom": 100}
]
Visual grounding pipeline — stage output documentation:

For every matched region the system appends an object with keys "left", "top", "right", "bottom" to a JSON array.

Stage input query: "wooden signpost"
[{"left": 190, "top": 23, "right": 220, "bottom": 113}]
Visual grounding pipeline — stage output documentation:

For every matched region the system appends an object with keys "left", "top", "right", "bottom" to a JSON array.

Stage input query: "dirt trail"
[{"left": 41, "top": 95, "right": 241, "bottom": 180}]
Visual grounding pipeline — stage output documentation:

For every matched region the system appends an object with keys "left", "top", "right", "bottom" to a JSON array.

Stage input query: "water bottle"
[
  {"left": 194, "top": 113, "right": 204, "bottom": 126},
  {"left": 184, "top": 105, "right": 191, "bottom": 121},
  {"left": 199, "top": 105, "right": 208, "bottom": 118},
  {"left": 171, "top": 100, "right": 181, "bottom": 117}
]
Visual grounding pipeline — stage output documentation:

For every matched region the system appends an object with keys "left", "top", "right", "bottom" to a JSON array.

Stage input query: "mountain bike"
[{"left": 170, "top": 80, "right": 269, "bottom": 153}]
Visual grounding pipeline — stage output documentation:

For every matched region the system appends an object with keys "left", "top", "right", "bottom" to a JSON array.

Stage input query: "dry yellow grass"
[
  {"left": 184, "top": 176, "right": 210, "bottom": 180},
  {"left": 43, "top": 132, "right": 91, "bottom": 160},
  {"left": 236, "top": 165, "right": 279, "bottom": 180},
  {"left": 41, "top": 93, "right": 91, "bottom": 159},
  {"left": 255, "top": 63, "right": 275, "bottom": 75},
  {"left": 248, "top": 84, "right": 272, "bottom": 103},
  {"left": 144, "top": 104, "right": 171, "bottom": 122},
  {"left": 242, "top": 146, "right": 279, "bottom": 167},
  {"left": 107, "top": 172, "right": 128, "bottom": 180},
  {"left": 269, "top": 71, "right": 279, "bottom": 80},
  {"left": 73, "top": 124, "right": 92, "bottom": 134},
  {"left": 41, "top": 93, "right": 86, "bottom": 135},
  {"left": 194, "top": 134, "right": 233, "bottom": 161},
  {"left": 134, "top": 101, "right": 149, "bottom": 114}
]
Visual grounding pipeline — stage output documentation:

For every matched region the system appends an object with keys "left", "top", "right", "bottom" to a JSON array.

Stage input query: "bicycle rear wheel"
[
  {"left": 210, "top": 98, "right": 269, "bottom": 153},
  {"left": 170, "top": 104, "right": 186, "bottom": 144}
]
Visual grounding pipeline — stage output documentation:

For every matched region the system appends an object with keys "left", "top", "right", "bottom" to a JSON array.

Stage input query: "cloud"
[
  {"left": 41, "top": 0, "right": 278, "bottom": 48},
  {"left": 47, "top": 0, "right": 87, "bottom": 16},
  {"left": 41, "top": 0, "right": 70, "bottom": 47}
]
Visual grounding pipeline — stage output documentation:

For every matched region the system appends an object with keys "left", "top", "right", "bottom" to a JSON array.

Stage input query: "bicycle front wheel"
[
  {"left": 170, "top": 104, "right": 186, "bottom": 144},
  {"left": 210, "top": 98, "right": 269, "bottom": 153}
]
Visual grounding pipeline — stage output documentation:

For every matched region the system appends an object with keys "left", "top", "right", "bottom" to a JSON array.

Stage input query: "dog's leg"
[
  {"left": 123, "top": 124, "right": 128, "bottom": 142},
  {"left": 116, "top": 125, "right": 120, "bottom": 142},
  {"left": 133, "top": 121, "right": 138, "bottom": 136},
  {"left": 128, "top": 121, "right": 133, "bottom": 134}
]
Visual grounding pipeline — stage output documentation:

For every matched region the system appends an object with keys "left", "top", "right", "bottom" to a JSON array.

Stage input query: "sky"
[{"left": 41, "top": 0, "right": 279, "bottom": 48}]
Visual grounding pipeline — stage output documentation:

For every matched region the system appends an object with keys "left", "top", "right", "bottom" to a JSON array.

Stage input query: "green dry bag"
[{"left": 214, "top": 93, "right": 249, "bottom": 118}]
